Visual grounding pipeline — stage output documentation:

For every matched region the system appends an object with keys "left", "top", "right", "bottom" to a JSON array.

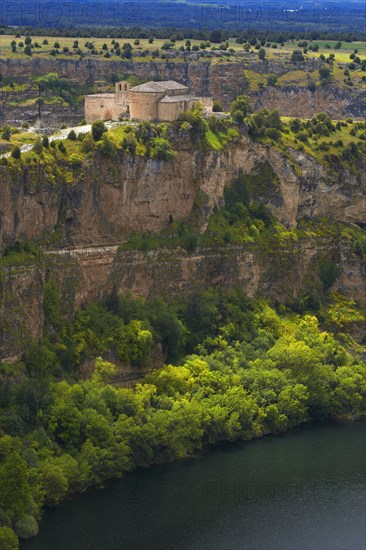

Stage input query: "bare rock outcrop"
[
  {"left": 1, "top": 135, "right": 365, "bottom": 250},
  {"left": 1, "top": 135, "right": 365, "bottom": 360}
]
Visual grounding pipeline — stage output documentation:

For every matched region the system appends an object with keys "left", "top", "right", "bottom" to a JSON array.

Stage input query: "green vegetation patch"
[
  {"left": 1, "top": 241, "right": 44, "bottom": 268},
  {"left": 245, "top": 110, "right": 366, "bottom": 172},
  {"left": 0, "top": 287, "right": 365, "bottom": 547}
]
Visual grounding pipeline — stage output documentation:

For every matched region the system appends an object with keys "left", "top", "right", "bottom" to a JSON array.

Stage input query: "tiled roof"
[
  {"left": 159, "top": 94, "right": 196, "bottom": 103},
  {"left": 156, "top": 81, "right": 189, "bottom": 90},
  {"left": 130, "top": 80, "right": 188, "bottom": 93},
  {"left": 129, "top": 83, "right": 162, "bottom": 92}
]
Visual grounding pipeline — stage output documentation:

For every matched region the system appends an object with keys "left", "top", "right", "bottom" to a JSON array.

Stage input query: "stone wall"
[
  {"left": 129, "top": 90, "right": 163, "bottom": 120},
  {"left": 158, "top": 99, "right": 194, "bottom": 121},
  {"left": 84, "top": 94, "right": 122, "bottom": 122}
]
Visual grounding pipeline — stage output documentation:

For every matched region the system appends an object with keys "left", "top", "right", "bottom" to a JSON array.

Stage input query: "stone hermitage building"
[{"left": 84, "top": 80, "right": 199, "bottom": 122}]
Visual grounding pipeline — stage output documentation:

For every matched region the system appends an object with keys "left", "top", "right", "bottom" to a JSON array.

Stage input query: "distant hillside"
[{"left": 1, "top": 0, "right": 365, "bottom": 32}]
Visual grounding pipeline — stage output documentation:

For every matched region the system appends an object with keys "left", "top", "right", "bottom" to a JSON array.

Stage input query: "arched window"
[
  {"left": 124, "top": 84, "right": 128, "bottom": 91},
  {"left": 119, "top": 84, "right": 122, "bottom": 91}
]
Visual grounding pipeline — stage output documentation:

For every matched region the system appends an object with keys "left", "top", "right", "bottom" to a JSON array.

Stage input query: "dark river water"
[{"left": 22, "top": 420, "right": 366, "bottom": 550}]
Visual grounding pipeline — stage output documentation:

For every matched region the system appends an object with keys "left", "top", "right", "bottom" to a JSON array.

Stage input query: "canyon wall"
[
  {"left": 1, "top": 135, "right": 365, "bottom": 360},
  {"left": 1, "top": 134, "right": 365, "bottom": 249},
  {"left": 1, "top": 235, "right": 365, "bottom": 361},
  {"left": 1, "top": 57, "right": 365, "bottom": 125}
]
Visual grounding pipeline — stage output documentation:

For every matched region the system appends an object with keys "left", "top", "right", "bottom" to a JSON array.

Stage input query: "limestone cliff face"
[
  {"left": 1, "top": 135, "right": 365, "bottom": 360},
  {"left": 0, "top": 57, "right": 365, "bottom": 125},
  {"left": 1, "top": 235, "right": 365, "bottom": 361},
  {"left": 1, "top": 134, "right": 365, "bottom": 249},
  {"left": 0, "top": 264, "right": 44, "bottom": 361},
  {"left": 252, "top": 86, "right": 366, "bottom": 120}
]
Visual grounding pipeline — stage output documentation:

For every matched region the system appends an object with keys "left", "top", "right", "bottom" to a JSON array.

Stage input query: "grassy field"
[
  {"left": 0, "top": 33, "right": 364, "bottom": 61},
  {"left": 0, "top": 33, "right": 364, "bottom": 127},
  {"left": 265, "top": 117, "right": 366, "bottom": 170},
  {"left": 1, "top": 34, "right": 364, "bottom": 92},
  {"left": 0, "top": 34, "right": 212, "bottom": 58},
  {"left": 0, "top": 130, "right": 37, "bottom": 153}
]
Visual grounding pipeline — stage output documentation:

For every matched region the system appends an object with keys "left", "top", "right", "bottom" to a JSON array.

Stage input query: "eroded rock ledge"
[
  {"left": 1, "top": 135, "right": 365, "bottom": 359},
  {"left": 1, "top": 136, "right": 365, "bottom": 248}
]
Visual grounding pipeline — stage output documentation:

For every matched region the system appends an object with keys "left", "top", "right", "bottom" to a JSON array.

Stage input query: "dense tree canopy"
[{"left": 0, "top": 289, "right": 365, "bottom": 546}]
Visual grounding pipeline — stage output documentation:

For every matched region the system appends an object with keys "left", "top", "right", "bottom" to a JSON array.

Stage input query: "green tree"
[
  {"left": 40, "top": 460, "right": 69, "bottom": 506},
  {"left": 81, "top": 132, "right": 94, "bottom": 153},
  {"left": 13, "top": 515, "right": 38, "bottom": 539},
  {"left": 92, "top": 358, "right": 116, "bottom": 384},
  {"left": 319, "top": 65, "right": 332, "bottom": 85},
  {"left": 230, "top": 96, "right": 252, "bottom": 124},
  {"left": 33, "top": 137, "right": 43, "bottom": 155},
  {"left": 117, "top": 321, "right": 153, "bottom": 367},
  {"left": 1, "top": 126, "right": 11, "bottom": 140},
  {"left": 0, "top": 452, "right": 32, "bottom": 521},
  {"left": 121, "top": 133, "right": 137, "bottom": 154},
  {"left": 0, "top": 527, "right": 19, "bottom": 550},
  {"left": 47, "top": 398, "right": 82, "bottom": 450},
  {"left": 96, "top": 135, "right": 118, "bottom": 157},
  {"left": 212, "top": 100, "right": 223, "bottom": 112},
  {"left": 24, "top": 340, "right": 57, "bottom": 376},
  {"left": 147, "top": 301, "right": 185, "bottom": 360},
  {"left": 10, "top": 146, "right": 21, "bottom": 159},
  {"left": 291, "top": 50, "right": 304, "bottom": 62},
  {"left": 150, "top": 137, "right": 176, "bottom": 161},
  {"left": 91, "top": 121, "right": 107, "bottom": 141},
  {"left": 210, "top": 30, "right": 223, "bottom": 43},
  {"left": 258, "top": 47, "right": 266, "bottom": 60},
  {"left": 36, "top": 73, "right": 76, "bottom": 106}
]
